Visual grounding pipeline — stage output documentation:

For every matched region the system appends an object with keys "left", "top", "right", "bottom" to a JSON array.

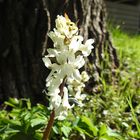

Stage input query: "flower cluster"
[{"left": 43, "top": 15, "right": 94, "bottom": 120}]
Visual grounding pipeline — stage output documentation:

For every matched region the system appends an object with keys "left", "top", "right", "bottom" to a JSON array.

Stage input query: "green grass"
[
  {"left": 95, "top": 27, "right": 140, "bottom": 139},
  {"left": 112, "top": 28, "right": 140, "bottom": 139},
  {"left": 111, "top": 28, "right": 140, "bottom": 71}
]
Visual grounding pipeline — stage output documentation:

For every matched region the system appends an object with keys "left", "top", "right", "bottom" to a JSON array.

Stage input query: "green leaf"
[
  {"left": 106, "top": 128, "right": 123, "bottom": 139},
  {"left": 1, "top": 118, "right": 21, "bottom": 126},
  {"left": 61, "top": 125, "right": 71, "bottom": 137},
  {"left": 99, "top": 135, "right": 114, "bottom": 140},
  {"left": 26, "top": 99, "right": 31, "bottom": 110},
  {"left": 4, "top": 98, "right": 19, "bottom": 108},
  {"left": 24, "top": 111, "right": 31, "bottom": 121},
  {"left": 4, "top": 128, "right": 20, "bottom": 134},
  {"left": 9, "top": 98, "right": 19, "bottom": 105},
  {"left": 4, "top": 101, "right": 17, "bottom": 108},
  {"left": 128, "top": 131, "right": 140, "bottom": 139},
  {"left": 81, "top": 116, "right": 98, "bottom": 136},
  {"left": 31, "top": 118, "right": 46, "bottom": 128},
  {"left": 52, "top": 126, "right": 59, "bottom": 134},
  {"left": 0, "top": 126, "right": 7, "bottom": 133},
  {"left": 74, "top": 126, "right": 94, "bottom": 138},
  {"left": 73, "top": 117, "right": 80, "bottom": 127},
  {"left": 99, "top": 123, "right": 107, "bottom": 136},
  {"left": 34, "top": 133, "right": 43, "bottom": 140}
]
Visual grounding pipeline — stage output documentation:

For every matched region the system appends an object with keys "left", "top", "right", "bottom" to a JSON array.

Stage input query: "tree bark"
[{"left": 0, "top": 0, "right": 119, "bottom": 103}]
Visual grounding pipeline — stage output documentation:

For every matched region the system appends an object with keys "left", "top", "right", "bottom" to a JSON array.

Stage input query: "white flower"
[
  {"left": 48, "top": 30, "right": 65, "bottom": 47},
  {"left": 74, "top": 55, "right": 85, "bottom": 69},
  {"left": 42, "top": 56, "right": 52, "bottom": 68},
  {"left": 47, "top": 48, "right": 59, "bottom": 57},
  {"left": 55, "top": 15, "right": 68, "bottom": 35},
  {"left": 55, "top": 109, "right": 68, "bottom": 120},
  {"left": 55, "top": 15, "right": 78, "bottom": 38},
  {"left": 48, "top": 88, "right": 60, "bottom": 96},
  {"left": 62, "top": 87, "right": 71, "bottom": 108},
  {"left": 72, "top": 69, "right": 81, "bottom": 81},
  {"left": 69, "top": 35, "right": 83, "bottom": 53},
  {"left": 50, "top": 94, "right": 61, "bottom": 109},
  {"left": 81, "top": 71, "right": 90, "bottom": 82},
  {"left": 42, "top": 14, "right": 94, "bottom": 120},
  {"left": 55, "top": 87, "right": 72, "bottom": 120},
  {"left": 56, "top": 50, "right": 69, "bottom": 64},
  {"left": 79, "top": 39, "right": 94, "bottom": 56}
]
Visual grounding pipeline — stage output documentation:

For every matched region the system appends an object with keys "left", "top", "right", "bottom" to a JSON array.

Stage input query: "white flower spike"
[{"left": 43, "top": 14, "right": 94, "bottom": 120}]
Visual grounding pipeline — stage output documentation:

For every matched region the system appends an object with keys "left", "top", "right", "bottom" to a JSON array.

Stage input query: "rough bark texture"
[{"left": 0, "top": 0, "right": 119, "bottom": 103}]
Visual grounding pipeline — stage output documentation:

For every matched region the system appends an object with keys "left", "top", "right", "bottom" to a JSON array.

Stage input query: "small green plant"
[
  {"left": 72, "top": 116, "right": 123, "bottom": 140},
  {"left": 0, "top": 98, "right": 73, "bottom": 140},
  {"left": 0, "top": 98, "right": 48, "bottom": 140}
]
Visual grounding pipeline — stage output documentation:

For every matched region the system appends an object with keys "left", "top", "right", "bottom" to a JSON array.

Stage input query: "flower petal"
[{"left": 42, "top": 56, "right": 52, "bottom": 68}]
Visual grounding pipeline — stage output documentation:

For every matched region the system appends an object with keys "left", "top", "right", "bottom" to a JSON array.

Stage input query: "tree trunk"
[{"left": 0, "top": 0, "right": 119, "bottom": 103}]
